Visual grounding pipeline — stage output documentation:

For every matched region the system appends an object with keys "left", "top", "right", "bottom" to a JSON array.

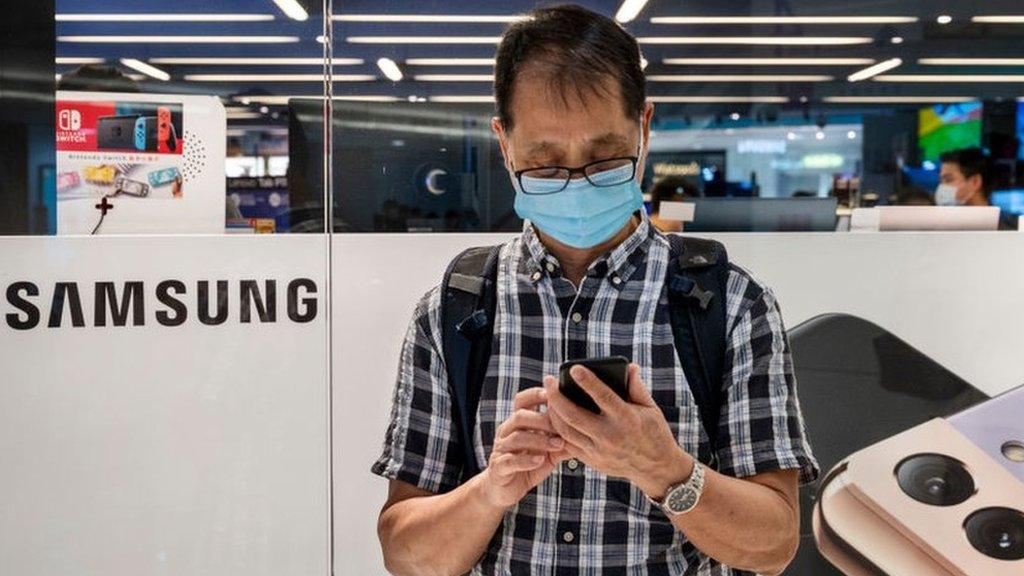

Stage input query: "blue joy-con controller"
[{"left": 134, "top": 117, "right": 147, "bottom": 151}]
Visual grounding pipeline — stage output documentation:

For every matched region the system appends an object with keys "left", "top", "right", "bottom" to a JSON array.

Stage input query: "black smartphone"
[{"left": 558, "top": 356, "right": 630, "bottom": 414}]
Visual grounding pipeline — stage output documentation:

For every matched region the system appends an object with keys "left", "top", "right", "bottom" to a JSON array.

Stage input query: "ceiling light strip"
[
  {"left": 333, "top": 14, "right": 527, "bottom": 23},
  {"left": 847, "top": 57, "right": 902, "bottom": 82},
  {"left": 58, "top": 36, "right": 301, "bottom": 43},
  {"left": 874, "top": 74, "right": 1024, "bottom": 82},
  {"left": 149, "top": 57, "right": 364, "bottom": 65},
  {"left": 346, "top": 36, "right": 501, "bottom": 44},
  {"left": 638, "top": 36, "right": 873, "bottom": 45},
  {"left": 185, "top": 74, "right": 376, "bottom": 82},
  {"left": 272, "top": 0, "right": 308, "bottom": 21},
  {"left": 119, "top": 58, "right": 171, "bottom": 81},
  {"left": 972, "top": 16, "right": 1024, "bottom": 24},
  {"left": 413, "top": 74, "right": 494, "bottom": 82},
  {"left": 616, "top": 0, "right": 650, "bottom": 24},
  {"left": 648, "top": 74, "right": 833, "bottom": 82},
  {"left": 823, "top": 96, "right": 976, "bottom": 103},
  {"left": 663, "top": 57, "right": 875, "bottom": 65},
  {"left": 651, "top": 16, "right": 917, "bottom": 24},
  {"left": 55, "top": 57, "right": 105, "bottom": 65},
  {"left": 918, "top": 58, "right": 1024, "bottom": 66},
  {"left": 55, "top": 13, "right": 274, "bottom": 22},
  {"left": 648, "top": 96, "right": 790, "bottom": 103},
  {"left": 405, "top": 58, "right": 496, "bottom": 66}
]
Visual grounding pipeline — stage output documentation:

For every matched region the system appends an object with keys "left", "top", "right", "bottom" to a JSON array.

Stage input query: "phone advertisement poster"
[{"left": 55, "top": 91, "right": 225, "bottom": 234}]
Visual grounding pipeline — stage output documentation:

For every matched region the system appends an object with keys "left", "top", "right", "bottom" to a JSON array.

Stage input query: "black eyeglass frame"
[{"left": 513, "top": 156, "right": 640, "bottom": 195}]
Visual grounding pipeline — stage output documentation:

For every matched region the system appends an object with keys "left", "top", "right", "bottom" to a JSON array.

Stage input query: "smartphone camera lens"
[
  {"left": 964, "top": 507, "right": 1024, "bottom": 560},
  {"left": 1002, "top": 440, "right": 1024, "bottom": 464},
  {"left": 896, "top": 454, "right": 975, "bottom": 506}
]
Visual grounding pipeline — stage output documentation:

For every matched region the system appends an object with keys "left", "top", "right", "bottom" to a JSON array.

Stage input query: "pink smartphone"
[{"left": 813, "top": 386, "right": 1024, "bottom": 575}]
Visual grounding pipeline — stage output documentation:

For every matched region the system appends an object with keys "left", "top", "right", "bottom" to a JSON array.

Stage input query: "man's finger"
[
  {"left": 497, "top": 430, "right": 564, "bottom": 454},
  {"left": 548, "top": 408, "right": 595, "bottom": 453},
  {"left": 626, "top": 363, "right": 656, "bottom": 407},
  {"left": 513, "top": 386, "right": 548, "bottom": 411},
  {"left": 497, "top": 408, "right": 556, "bottom": 438},
  {"left": 570, "top": 364, "right": 626, "bottom": 416},
  {"left": 493, "top": 452, "right": 547, "bottom": 475}
]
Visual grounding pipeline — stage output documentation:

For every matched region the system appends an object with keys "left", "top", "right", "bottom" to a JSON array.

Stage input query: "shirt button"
[
  {"left": 545, "top": 262, "right": 556, "bottom": 273},
  {"left": 571, "top": 312, "right": 583, "bottom": 324},
  {"left": 530, "top": 271, "right": 542, "bottom": 282},
  {"left": 562, "top": 531, "right": 575, "bottom": 543},
  {"left": 611, "top": 275, "right": 622, "bottom": 286},
  {"left": 566, "top": 459, "right": 580, "bottom": 470}
]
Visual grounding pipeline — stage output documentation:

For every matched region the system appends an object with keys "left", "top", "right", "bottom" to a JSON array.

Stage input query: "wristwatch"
[{"left": 646, "top": 461, "right": 705, "bottom": 516}]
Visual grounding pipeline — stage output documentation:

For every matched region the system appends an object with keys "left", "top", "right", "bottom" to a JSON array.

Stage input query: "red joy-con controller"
[{"left": 156, "top": 107, "right": 172, "bottom": 153}]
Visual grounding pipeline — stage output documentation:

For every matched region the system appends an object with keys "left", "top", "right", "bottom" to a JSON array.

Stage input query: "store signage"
[
  {"left": 736, "top": 139, "right": 787, "bottom": 155},
  {"left": 3, "top": 278, "right": 318, "bottom": 330},
  {"left": 653, "top": 161, "right": 701, "bottom": 177}
]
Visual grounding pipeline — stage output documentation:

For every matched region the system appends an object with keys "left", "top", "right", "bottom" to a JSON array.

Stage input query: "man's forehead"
[{"left": 523, "top": 132, "right": 631, "bottom": 154}]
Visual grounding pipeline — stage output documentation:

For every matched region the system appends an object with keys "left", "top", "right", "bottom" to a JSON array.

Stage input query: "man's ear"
[
  {"left": 967, "top": 173, "right": 983, "bottom": 195},
  {"left": 492, "top": 116, "right": 513, "bottom": 172}
]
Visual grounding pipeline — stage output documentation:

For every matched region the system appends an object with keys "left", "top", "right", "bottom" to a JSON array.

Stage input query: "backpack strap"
[
  {"left": 440, "top": 244, "right": 502, "bottom": 481},
  {"left": 665, "top": 234, "right": 730, "bottom": 469}
]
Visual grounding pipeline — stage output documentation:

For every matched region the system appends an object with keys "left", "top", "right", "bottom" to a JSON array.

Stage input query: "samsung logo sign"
[{"left": 3, "top": 279, "right": 318, "bottom": 330}]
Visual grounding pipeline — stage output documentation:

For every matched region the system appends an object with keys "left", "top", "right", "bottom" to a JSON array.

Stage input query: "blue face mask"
[{"left": 512, "top": 161, "right": 644, "bottom": 249}]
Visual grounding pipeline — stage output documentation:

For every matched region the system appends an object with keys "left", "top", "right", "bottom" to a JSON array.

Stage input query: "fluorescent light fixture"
[
  {"left": 333, "top": 14, "right": 528, "bottom": 23},
  {"left": 847, "top": 58, "right": 902, "bottom": 82},
  {"left": 875, "top": 74, "right": 1024, "bottom": 82},
  {"left": 936, "top": 15, "right": 953, "bottom": 25},
  {"left": 640, "top": 57, "right": 649, "bottom": 70},
  {"left": 273, "top": 0, "right": 308, "bottom": 21},
  {"left": 226, "top": 111, "right": 262, "bottom": 120},
  {"left": 55, "top": 57, "right": 104, "bottom": 65},
  {"left": 119, "top": 58, "right": 171, "bottom": 81},
  {"left": 429, "top": 95, "right": 496, "bottom": 103},
  {"left": 647, "top": 96, "right": 790, "bottom": 103},
  {"left": 662, "top": 57, "right": 874, "bottom": 66},
  {"left": 647, "top": 74, "right": 833, "bottom": 82},
  {"left": 232, "top": 94, "right": 400, "bottom": 105},
  {"left": 823, "top": 96, "right": 975, "bottom": 103},
  {"left": 58, "top": 36, "right": 300, "bottom": 44},
  {"left": 405, "top": 58, "right": 496, "bottom": 66},
  {"left": 919, "top": 58, "right": 1024, "bottom": 66},
  {"left": 150, "top": 57, "right": 363, "bottom": 65},
  {"left": 638, "top": 36, "right": 873, "bottom": 45},
  {"left": 414, "top": 74, "right": 495, "bottom": 82},
  {"left": 334, "top": 95, "right": 402, "bottom": 102},
  {"left": 184, "top": 74, "right": 376, "bottom": 82},
  {"left": 972, "top": 16, "right": 1024, "bottom": 23},
  {"left": 377, "top": 58, "right": 403, "bottom": 82},
  {"left": 615, "top": 0, "right": 650, "bottom": 23},
  {"left": 347, "top": 36, "right": 501, "bottom": 44},
  {"left": 650, "top": 16, "right": 917, "bottom": 24},
  {"left": 56, "top": 13, "right": 274, "bottom": 22}
]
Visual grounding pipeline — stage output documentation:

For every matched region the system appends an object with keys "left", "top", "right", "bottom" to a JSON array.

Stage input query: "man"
[
  {"left": 936, "top": 147, "right": 991, "bottom": 207},
  {"left": 372, "top": 5, "right": 817, "bottom": 575}
]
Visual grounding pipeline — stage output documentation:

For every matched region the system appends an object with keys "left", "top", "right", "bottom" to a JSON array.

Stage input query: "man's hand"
[
  {"left": 478, "top": 387, "right": 569, "bottom": 509},
  {"left": 543, "top": 363, "right": 694, "bottom": 500}
]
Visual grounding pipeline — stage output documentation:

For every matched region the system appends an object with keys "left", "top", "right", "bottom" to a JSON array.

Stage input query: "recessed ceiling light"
[
  {"left": 429, "top": 95, "right": 496, "bottom": 103},
  {"left": 919, "top": 58, "right": 1024, "bottom": 66},
  {"left": 55, "top": 13, "right": 274, "bottom": 22},
  {"left": 55, "top": 57, "right": 104, "bottom": 65},
  {"left": 890, "top": 36, "right": 904, "bottom": 44},
  {"left": 847, "top": 58, "right": 902, "bottom": 82},
  {"left": 662, "top": 57, "right": 875, "bottom": 65},
  {"left": 333, "top": 14, "right": 528, "bottom": 23},
  {"left": 377, "top": 58, "right": 403, "bottom": 82},
  {"left": 149, "top": 57, "right": 363, "bottom": 65},
  {"left": 346, "top": 36, "right": 501, "bottom": 44},
  {"left": 729, "top": 112, "right": 740, "bottom": 120},
  {"left": 847, "top": 130, "right": 857, "bottom": 139},
  {"left": 647, "top": 74, "right": 833, "bottom": 82},
  {"left": 615, "top": 0, "right": 650, "bottom": 24},
  {"left": 816, "top": 131, "right": 826, "bottom": 140},
  {"left": 647, "top": 96, "right": 790, "bottom": 103},
  {"left": 405, "top": 58, "right": 496, "bottom": 66},
  {"left": 650, "top": 16, "right": 917, "bottom": 24},
  {"left": 972, "top": 16, "right": 1024, "bottom": 23},
  {"left": 119, "top": 58, "right": 171, "bottom": 81},
  {"left": 787, "top": 132, "right": 797, "bottom": 140},
  {"left": 185, "top": 74, "right": 376, "bottom": 82},
  {"left": 936, "top": 15, "right": 953, "bottom": 25},
  {"left": 273, "top": 0, "right": 308, "bottom": 21},
  {"left": 875, "top": 74, "right": 1024, "bottom": 82},
  {"left": 414, "top": 74, "right": 495, "bottom": 82},
  {"left": 823, "top": 96, "right": 975, "bottom": 103},
  {"left": 58, "top": 36, "right": 300, "bottom": 43},
  {"left": 638, "top": 36, "right": 873, "bottom": 45}
]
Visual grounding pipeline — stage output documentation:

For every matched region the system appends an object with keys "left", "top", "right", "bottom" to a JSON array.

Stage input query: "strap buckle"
[{"left": 668, "top": 275, "right": 715, "bottom": 310}]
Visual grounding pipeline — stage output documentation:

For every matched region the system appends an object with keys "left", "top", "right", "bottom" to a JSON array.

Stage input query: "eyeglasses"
[{"left": 514, "top": 156, "right": 639, "bottom": 195}]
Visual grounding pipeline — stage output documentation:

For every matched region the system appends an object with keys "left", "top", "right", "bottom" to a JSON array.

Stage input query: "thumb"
[{"left": 627, "top": 363, "right": 656, "bottom": 407}]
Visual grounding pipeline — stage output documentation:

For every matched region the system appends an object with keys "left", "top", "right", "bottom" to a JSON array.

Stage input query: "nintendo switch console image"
[
  {"left": 97, "top": 115, "right": 142, "bottom": 150},
  {"left": 100, "top": 107, "right": 178, "bottom": 152},
  {"left": 813, "top": 386, "right": 1024, "bottom": 575}
]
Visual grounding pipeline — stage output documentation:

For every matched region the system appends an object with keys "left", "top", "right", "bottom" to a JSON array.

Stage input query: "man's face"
[
  {"left": 939, "top": 162, "right": 982, "bottom": 203},
  {"left": 492, "top": 71, "right": 653, "bottom": 184}
]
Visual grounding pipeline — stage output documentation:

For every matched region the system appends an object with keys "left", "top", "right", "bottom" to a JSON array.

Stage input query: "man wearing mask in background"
[
  {"left": 372, "top": 5, "right": 818, "bottom": 575},
  {"left": 937, "top": 147, "right": 991, "bottom": 207}
]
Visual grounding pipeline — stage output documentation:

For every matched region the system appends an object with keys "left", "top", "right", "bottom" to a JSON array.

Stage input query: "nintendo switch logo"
[{"left": 58, "top": 109, "right": 81, "bottom": 131}]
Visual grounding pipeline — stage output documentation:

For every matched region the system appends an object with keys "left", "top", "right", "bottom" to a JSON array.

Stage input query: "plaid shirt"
[{"left": 372, "top": 216, "right": 819, "bottom": 575}]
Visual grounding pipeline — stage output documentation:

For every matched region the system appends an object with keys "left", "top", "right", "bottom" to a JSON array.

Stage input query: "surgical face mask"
[
  {"left": 511, "top": 128, "right": 645, "bottom": 249},
  {"left": 935, "top": 183, "right": 961, "bottom": 206}
]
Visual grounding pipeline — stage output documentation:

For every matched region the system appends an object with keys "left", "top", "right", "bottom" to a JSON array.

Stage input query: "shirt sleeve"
[
  {"left": 370, "top": 286, "right": 463, "bottom": 494},
  {"left": 713, "top": 270, "right": 820, "bottom": 485}
]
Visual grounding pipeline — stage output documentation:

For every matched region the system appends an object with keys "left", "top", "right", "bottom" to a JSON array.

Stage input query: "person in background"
[
  {"left": 648, "top": 175, "right": 700, "bottom": 233},
  {"left": 895, "top": 186, "right": 936, "bottom": 207},
  {"left": 937, "top": 147, "right": 990, "bottom": 207}
]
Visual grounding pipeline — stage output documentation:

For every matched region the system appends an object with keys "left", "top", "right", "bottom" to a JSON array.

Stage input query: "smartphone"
[
  {"left": 813, "top": 386, "right": 1024, "bottom": 575},
  {"left": 558, "top": 356, "right": 629, "bottom": 414}
]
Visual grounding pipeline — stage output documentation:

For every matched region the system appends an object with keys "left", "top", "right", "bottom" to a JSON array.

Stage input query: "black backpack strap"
[
  {"left": 666, "top": 234, "right": 730, "bottom": 470},
  {"left": 440, "top": 244, "right": 502, "bottom": 482}
]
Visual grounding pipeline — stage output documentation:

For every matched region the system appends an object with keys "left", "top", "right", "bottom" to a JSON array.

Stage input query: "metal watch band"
[{"left": 646, "top": 460, "right": 705, "bottom": 516}]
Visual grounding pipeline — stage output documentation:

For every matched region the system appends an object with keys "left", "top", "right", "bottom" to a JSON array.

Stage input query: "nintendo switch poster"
[{"left": 55, "top": 91, "right": 225, "bottom": 234}]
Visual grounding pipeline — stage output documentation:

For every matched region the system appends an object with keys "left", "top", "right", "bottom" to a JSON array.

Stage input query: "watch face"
[{"left": 667, "top": 487, "right": 698, "bottom": 513}]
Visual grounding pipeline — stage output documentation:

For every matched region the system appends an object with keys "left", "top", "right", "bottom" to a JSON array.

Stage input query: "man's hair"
[
  {"left": 494, "top": 4, "right": 645, "bottom": 130},
  {"left": 940, "top": 147, "right": 991, "bottom": 195}
]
